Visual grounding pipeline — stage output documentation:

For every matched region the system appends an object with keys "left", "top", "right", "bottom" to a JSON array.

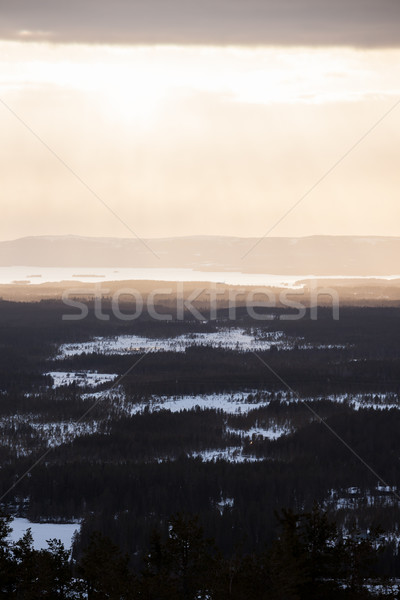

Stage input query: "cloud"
[{"left": 0, "top": 0, "right": 400, "bottom": 47}]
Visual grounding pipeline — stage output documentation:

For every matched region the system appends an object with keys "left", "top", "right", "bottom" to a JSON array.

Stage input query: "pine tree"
[
  {"left": 267, "top": 509, "right": 309, "bottom": 600},
  {"left": 164, "top": 514, "right": 216, "bottom": 600},
  {"left": 0, "top": 511, "right": 15, "bottom": 595},
  {"left": 38, "top": 539, "right": 73, "bottom": 599},
  {"left": 78, "top": 531, "right": 136, "bottom": 599},
  {"left": 12, "top": 528, "right": 41, "bottom": 599},
  {"left": 142, "top": 514, "right": 217, "bottom": 600}
]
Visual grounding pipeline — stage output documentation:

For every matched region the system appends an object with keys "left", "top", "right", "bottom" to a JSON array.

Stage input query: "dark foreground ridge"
[{"left": 0, "top": 507, "right": 396, "bottom": 599}]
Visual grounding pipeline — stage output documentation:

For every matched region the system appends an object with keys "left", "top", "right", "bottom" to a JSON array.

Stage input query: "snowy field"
[
  {"left": 56, "top": 329, "right": 291, "bottom": 358},
  {"left": 127, "top": 392, "right": 271, "bottom": 415},
  {"left": 9, "top": 518, "right": 80, "bottom": 550},
  {"left": 325, "top": 485, "right": 400, "bottom": 511},
  {"left": 188, "top": 447, "right": 264, "bottom": 463},
  {"left": 77, "top": 388, "right": 400, "bottom": 417},
  {"left": 54, "top": 329, "right": 346, "bottom": 359},
  {"left": 318, "top": 393, "right": 400, "bottom": 411},
  {"left": 272, "top": 392, "right": 400, "bottom": 411},
  {"left": 29, "top": 420, "right": 102, "bottom": 447},
  {"left": 0, "top": 415, "right": 102, "bottom": 455},
  {"left": 80, "top": 388, "right": 400, "bottom": 416},
  {"left": 226, "top": 424, "right": 291, "bottom": 440},
  {"left": 45, "top": 371, "right": 117, "bottom": 388}
]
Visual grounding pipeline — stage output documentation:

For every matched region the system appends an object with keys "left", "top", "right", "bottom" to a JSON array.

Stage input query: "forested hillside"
[{"left": 0, "top": 299, "right": 400, "bottom": 589}]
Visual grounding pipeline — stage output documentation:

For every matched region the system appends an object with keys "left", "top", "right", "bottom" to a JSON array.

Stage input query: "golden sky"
[{"left": 1, "top": 40, "right": 400, "bottom": 240}]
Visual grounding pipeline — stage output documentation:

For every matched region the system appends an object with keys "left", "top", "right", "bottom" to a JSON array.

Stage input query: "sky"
[{"left": 1, "top": 1, "right": 400, "bottom": 241}]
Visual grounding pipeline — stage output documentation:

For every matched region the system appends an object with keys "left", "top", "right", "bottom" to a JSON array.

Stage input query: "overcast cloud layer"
[{"left": 1, "top": 0, "right": 400, "bottom": 47}]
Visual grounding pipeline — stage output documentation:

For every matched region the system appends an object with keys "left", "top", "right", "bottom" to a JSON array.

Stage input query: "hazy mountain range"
[{"left": 1, "top": 235, "right": 400, "bottom": 276}]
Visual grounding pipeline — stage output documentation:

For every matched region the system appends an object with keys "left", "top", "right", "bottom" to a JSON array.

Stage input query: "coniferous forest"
[{"left": 1, "top": 299, "right": 400, "bottom": 596}]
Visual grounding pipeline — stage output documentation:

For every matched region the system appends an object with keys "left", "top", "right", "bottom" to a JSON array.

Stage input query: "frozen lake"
[
  {"left": 0, "top": 266, "right": 308, "bottom": 287},
  {"left": 9, "top": 518, "right": 80, "bottom": 551},
  {"left": 1, "top": 266, "right": 397, "bottom": 288}
]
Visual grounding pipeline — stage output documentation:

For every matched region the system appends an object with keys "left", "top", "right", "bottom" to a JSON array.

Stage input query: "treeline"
[
  {"left": 0, "top": 299, "right": 399, "bottom": 350},
  {"left": 0, "top": 508, "right": 397, "bottom": 599}
]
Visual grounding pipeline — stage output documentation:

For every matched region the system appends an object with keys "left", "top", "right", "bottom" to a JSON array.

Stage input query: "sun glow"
[{"left": 1, "top": 41, "right": 400, "bottom": 239}]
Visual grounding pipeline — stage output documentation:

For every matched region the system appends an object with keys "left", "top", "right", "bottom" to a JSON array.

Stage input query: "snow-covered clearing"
[
  {"left": 188, "top": 447, "right": 265, "bottom": 463},
  {"left": 0, "top": 415, "right": 101, "bottom": 455},
  {"left": 325, "top": 485, "right": 400, "bottom": 511},
  {"left": 129, "top": 392, "right": 270, "bottom": 415},
  {"left": 124, "top": 391, "right": 400, "bottom": 416},
  {"left": 30, "top": 420, "right": 102, "bottom": 447},
  {"left": 226, "top": 425, "right": 291, "bottom": 440},
  {"left": 55, "top": 329, "right": 291, "bottom": 358},
  {"left": 79, "top": 388, "right": 400, "bottom": 418},
  {"left": 275, "top": 392, "right": 400, "bottom": 411},
  {"left": 364, "top": 582, "right": 400, "bottom": 596},
  {"left": 45, "top": 371, "right": 117, "bottom": 388}
]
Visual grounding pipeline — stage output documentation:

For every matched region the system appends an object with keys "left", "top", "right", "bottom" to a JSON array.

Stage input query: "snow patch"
[
  {"left": 45, "top": 371, "right": 117, "bottom": 388},
  {"left": 189, "top": 447, "right": 264, "bottom": 463},
  {"left": 55, "top": 329, "right": 291, "bottom": 358},
  {"left": 127, "top": 392, "right": 271, "bottom": 416},
  {"left": 226, "top": 425, "right": 291, "bottom": 440}
]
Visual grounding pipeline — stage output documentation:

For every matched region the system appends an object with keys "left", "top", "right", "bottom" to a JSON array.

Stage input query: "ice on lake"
[
  {"left": 9, "top": 518, "right": 80, "bottom": 551},
  {"left": 0, "top": 266, "right": 307, "bottom": 287}
]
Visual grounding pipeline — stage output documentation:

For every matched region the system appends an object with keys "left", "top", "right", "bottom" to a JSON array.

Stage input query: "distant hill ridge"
[{"left": 1, "top": 235, "right": 400, "bottom": 276}]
